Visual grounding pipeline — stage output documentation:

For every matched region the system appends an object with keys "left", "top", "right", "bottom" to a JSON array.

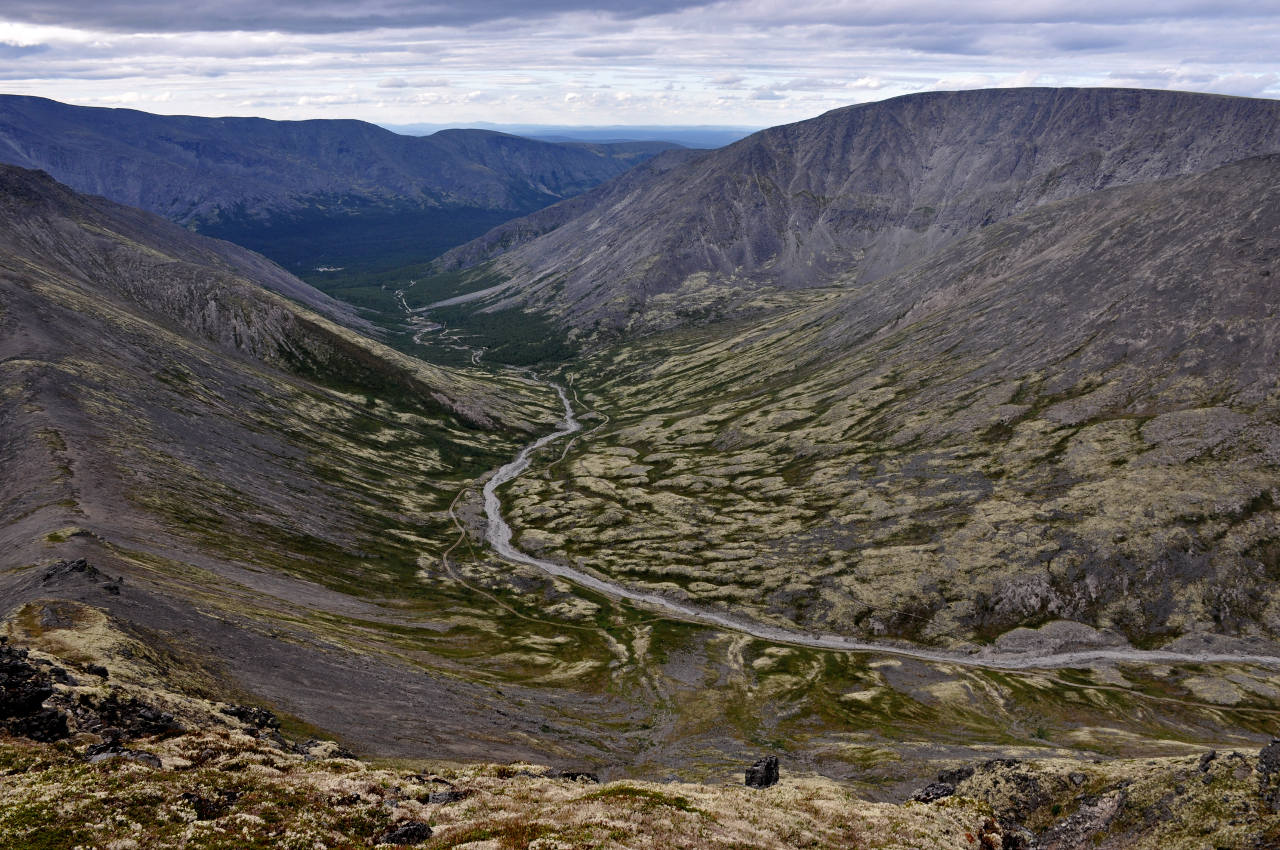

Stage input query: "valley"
[{"left": 3, "top": 86, "right": 1280, "bottom": 847}]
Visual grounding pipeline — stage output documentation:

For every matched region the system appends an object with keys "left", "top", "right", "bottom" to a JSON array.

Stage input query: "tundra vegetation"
[{"left": 4, "top": 88, "right": 1280, "bottom": 847}]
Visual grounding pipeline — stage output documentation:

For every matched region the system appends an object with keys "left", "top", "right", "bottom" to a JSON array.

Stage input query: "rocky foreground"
[{"left": 4, "top": 599, "right": 1280, "bottom": 849}]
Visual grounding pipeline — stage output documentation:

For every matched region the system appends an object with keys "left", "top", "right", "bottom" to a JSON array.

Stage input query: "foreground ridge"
[{"left": 4, "top": 608, "right": 1280, "bottom": 849}]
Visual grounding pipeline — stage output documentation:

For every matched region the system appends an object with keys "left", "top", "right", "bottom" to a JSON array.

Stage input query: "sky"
[{"left": 0, "top": 1, "right": 1277, "bottom": 128}]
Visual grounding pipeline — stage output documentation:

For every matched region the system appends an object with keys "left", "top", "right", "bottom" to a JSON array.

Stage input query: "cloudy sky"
[{"left": 0, "top": 1, "right": 1277, "bottom": 128}]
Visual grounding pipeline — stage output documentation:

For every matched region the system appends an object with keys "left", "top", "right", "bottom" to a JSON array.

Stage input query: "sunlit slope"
[{"left": 504, "top": 154, "right": 1280, "bottom": 646}]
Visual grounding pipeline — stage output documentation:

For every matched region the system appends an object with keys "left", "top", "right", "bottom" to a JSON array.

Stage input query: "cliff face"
[{"left": 435, "top": 88, "right": 1280, "bottom": 331}]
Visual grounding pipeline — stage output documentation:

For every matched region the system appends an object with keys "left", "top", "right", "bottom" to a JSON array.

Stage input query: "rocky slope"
[
  {"left": 498, "top": 153, "right": 1280, "bottom": 647},
  {"left": 433, "top": 87, "right": 1280, "bottom": 332},
  {"left": 0, "top": 165, "right": 605, "bottom": 766},
  {"left": 4, "top": 602, "right": 1279, "bottom": 850},
  {"left": 0, "top": 95, "right": 676, "bottom": 270}
]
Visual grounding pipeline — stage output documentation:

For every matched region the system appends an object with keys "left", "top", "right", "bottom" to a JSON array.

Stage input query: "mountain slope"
[
  {"left": 499, "top": 153, "right": 1280, "bottom": 646},
  {"left": 0, "top": 95, "right": 676, "bottom": 270},
  {"left": 0, "top": 164, "right": 617, "bottom": 763},
  {"left": 434, "top": 87, "right": 1280, "bottom": 332}
]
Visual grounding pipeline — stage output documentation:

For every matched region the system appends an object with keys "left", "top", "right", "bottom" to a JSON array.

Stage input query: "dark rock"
[
  {"left": 0, "top": 643, "right": 55, "bottom": 716},
  {"left": 745, "top": 755, "right": 779, "bottom": 788},
  {"left": 549, "top": 769, "right": 599, "bottom": 783},
  {"left": 1068, "top": 772, "right": 1087, "bottom": 786},
  {"left": 180, "top": 791, "right": 238, "bottom": 820},
  {"left": 911, "top": 782, "right": 956, "bottom": 803},
  {"left": 42, "top": 558, "right": 101, "bottom": 582},
  {"left": 1257, "top": 740, "right": 1280, "bottom": 776},
  {"left": 7, "top": 708, "right": 70, "bottom": 742},
  {"left": 77, "top": 693, "right": 182, "bottom": 739},
  {"left": 85, "top": 746, "right": 162, "bottom": 768},
  {"left": 1199, "top": 750, "right": 1218, "bottom": 771},
  {"left": 427, "top": 789, "right": 474, "bottom": 804},
  {"left": 0, "top": 642, "right": 70, "bottom": 741},
  {"left": 378, "top": 821, "right": 433, "bottom": 845},
  {"left": 938, "top": 766, "right": 976, "bottom": 785},
  {"left": 1001, "top": 823, "right": 1036, "bottom": 850},
  {"left": 220, "top": 703, "right": 280, "bottom": 730},
  {"left": 85, "top": 664, "right": 109, "bottom": 679},
  {"left": 1257, "top": 739, "right": 1280, "bottom": 810},
  {"left": 978, "top": 817, "right": 1003, "bottom": 850}
]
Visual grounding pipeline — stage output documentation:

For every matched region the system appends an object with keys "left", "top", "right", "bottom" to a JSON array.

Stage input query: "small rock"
[
  {"left": 745, "top": 755, "right": 779, "bottom": 788},
  {"left": 86, "top": 747, "right": 162, "bottom": 768},
  {"left": 912, "top": 782, "right": 956, "bottom": 803},
  {"left": 85, "top": 664, "right": 109, "bottom": 679},
  {"left": 1068, "top": 772, "right": 1087, "bottom": 786},
  {"left": 549, "top": 769, "right": 599, "bottom": 783},
  {"left": 426, "top": 789, "right": 474, "bottom": 805},
  {"left": 220, "top": 704, "right": 280, "bottom": 730},
  {"left": 180, "top": 791, "right": 238, "bottom": 820},
  {"left": 48, "top": 667, "right": 76, "bottom": 685},
  {"left": 1198, "top": 750, "right": 1217, "bottom": 772},
  {"left": 378, "top": 821, "right": 433, "bottom": 845}
]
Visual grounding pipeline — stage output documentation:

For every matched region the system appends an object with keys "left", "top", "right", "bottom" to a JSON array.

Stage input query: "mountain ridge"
[
  {"left": 0, "top": 95, "right": 677, "bottom": 270},
  {"left": 432, "top": 87, "right": 1280, "bottom": 333}
]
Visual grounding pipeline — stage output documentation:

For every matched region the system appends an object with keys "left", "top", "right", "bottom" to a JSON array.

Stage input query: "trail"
[{"left": 479, "top": 377, "right": 1280, "bottom": 672}]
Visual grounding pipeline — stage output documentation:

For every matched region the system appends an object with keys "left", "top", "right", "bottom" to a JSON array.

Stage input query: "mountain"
[
  {"left": 432, "top": 87, "right": 1280, "bottom": 332},
  {"left": 502, "top": 152, "right": 1280, "bottom": 646},
  {"left": 7, "top": 90, "right": 1280, "bottom": 808},
  {"left": 0, "top": 163, "right": 608, "bottom": 764},
  {"left": 0, "top": 95, "right": 677, "bottom": 270},
  {"left": 381, "top": 122, "right": 756, "bottom": 148}
]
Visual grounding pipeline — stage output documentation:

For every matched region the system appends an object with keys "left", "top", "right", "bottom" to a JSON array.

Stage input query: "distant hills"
[
  {"left": 380, "top": 122, "right": 757, "bottom": 149},
  {"left": 432, "top": 87, "right": 1280, "bottom": 333},
  {"left": 0, "top": 95, "right": 677, "bottom": 271}
]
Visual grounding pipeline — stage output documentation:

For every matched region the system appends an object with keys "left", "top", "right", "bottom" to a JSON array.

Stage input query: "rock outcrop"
[{"left": 745, "top": 755, "right": 780, "bottom": 788}]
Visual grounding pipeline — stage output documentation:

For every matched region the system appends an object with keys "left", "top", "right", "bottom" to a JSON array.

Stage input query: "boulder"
[
  {"left": 379, "top": 821, "right": 433, "bottom": 845},
  {"left": 911, "top": 782, "right": 956, "bottom": 803},
  {"left": 0, "top": 642, "right": 70, "bottom": 741},
  {"left": 745, "top": 755, "right": 779, "bottom": 788}
]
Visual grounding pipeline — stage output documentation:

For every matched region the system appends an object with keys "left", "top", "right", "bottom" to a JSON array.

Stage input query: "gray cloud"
[
  {"left": 572, "top": 44, "right": 659, "bottom": 58},
  {"left": 0, "top": 0, "right": 715, "bottom": 34},
  {"left": 0, "top": 0, "right": 1275, "bottom": 126}
]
